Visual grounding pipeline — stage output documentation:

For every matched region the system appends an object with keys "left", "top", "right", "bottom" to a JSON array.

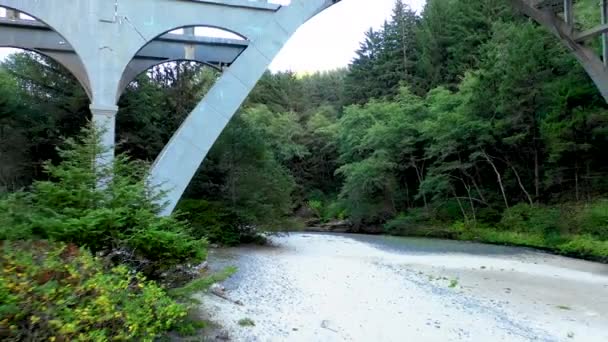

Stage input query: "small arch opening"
[
  {"left": 116, "top": 60, "right": 220, "bottom": 162},
  {"left": 0, "top": 6, "right": 91, "bottom": 96},
  {"left": 0, "top": 49, "right": 91, "bottom": 190},
  {"left": 118, "top": 25, "right": 248, "bottom": 99}
]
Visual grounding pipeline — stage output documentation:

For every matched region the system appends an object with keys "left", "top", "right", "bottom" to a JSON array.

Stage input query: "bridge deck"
[{"left": 0, "top": 13, "right": 249, "bottom": 68}]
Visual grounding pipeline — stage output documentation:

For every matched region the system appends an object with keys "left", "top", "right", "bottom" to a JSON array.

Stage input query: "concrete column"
[
  {"left": 183, "top": 27, "right": 195, "bottom": 36},
  {"left": 5, "top": 8, "right": 18, "bottom": 20},
  {"left": 90, "top": 104, "right": 118, "bottom": 169}
]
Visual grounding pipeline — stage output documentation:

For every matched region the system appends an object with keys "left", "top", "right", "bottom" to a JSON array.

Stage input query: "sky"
[
  {"left": 270, "top": 0, "right": 425, "bottom": 72},
  {"left": 0, "top": 0, "right": 426, "bottom": 73}
]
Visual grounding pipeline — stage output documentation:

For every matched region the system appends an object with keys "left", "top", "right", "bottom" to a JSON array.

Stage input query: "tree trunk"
[
  {"left": 463, "top": 168, "right": 487, "bottom": 205},
  {"left": 482, "top": 151, "right": 509, "bottom": 209},
  {"left": 461, "top": 177, "right": 477, "bottom": 224},
  {"left": 404, "top": 180, "right": 411, "bottom": 209},
  {"left": 452, "top": 186, "right": 468, "bottom": 222},
  {"left": 574, "top": 159, "right": 580, "bottom": 202},
  {"left": 412, "top": 158, "right": 428, "bottom": 209},
  {"left": 534, "top": 147, "right": 540, "bottom": 199},
  {"left": 507, "top": 159, "right": 534, "bottom": 206}
]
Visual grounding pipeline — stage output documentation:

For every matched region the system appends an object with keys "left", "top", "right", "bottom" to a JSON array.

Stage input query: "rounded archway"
[
  {"left": 117, "top": 25, "right": 248, "bottom": 99},
  {"left": 116, "top": 58, "right": 220, "bottom": 162},
  {"left": 0, "top": 7, "right": 92, "bottom": 98}
]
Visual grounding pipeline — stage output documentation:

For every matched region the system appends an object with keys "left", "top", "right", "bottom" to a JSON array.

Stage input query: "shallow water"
[{"left": 197, "top": 233, "right": 608, "bottom": 342}]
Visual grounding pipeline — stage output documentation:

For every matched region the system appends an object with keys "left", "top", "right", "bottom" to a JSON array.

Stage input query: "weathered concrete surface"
[{"left": 197, "top": 233, "right": 608, "bottom": 341}]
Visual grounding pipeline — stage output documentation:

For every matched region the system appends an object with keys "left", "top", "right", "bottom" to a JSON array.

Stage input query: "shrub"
[
  {"left": 0, "top": 125, "right": 206, "bottom": 275},
  {"left": 177, "top": 199, "right": 248, "bottom": 246},
  {"left": 384, "top": 209, "right": 442, "bottom": 236},
  {"left": 557, "top": 235, "right": 608, "bottom": 261},
  {"left": 499, "top": 203, "right": 566, "bottom": 237},
  {"left": 577, "top": 200, "right": 608, "bottom": 240},
  {"left": 307, "top": 200, "right": 323, "bottom": 219},
  {"left": 434, "top": 199, "right": 467, "bottom": 222},
  {"left": 0, "top": 241, "right": 188, "bottom": 341},
  {"left": 325, "top": 199, "right": 348, "bottom": 221}
]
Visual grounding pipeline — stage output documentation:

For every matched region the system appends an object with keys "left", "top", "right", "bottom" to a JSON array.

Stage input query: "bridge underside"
[
  {"left": 511, "top": 0, "right": 608, "bottom": 102},
  {"left": 0, "top": 0, "right": 339, "bottom": 215},
  {"left": 0, "top": 14, "right": 249, "bottom": 97}
]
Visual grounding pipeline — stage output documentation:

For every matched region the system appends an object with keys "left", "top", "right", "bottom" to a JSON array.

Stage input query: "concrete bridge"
[{"left": 0, "top": 0, "right": 340, "bottom": 215}]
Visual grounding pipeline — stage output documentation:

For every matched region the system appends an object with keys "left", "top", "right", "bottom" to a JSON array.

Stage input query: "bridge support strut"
[{"left": 511, "top": 0, "right": 608, "bottom": 102}]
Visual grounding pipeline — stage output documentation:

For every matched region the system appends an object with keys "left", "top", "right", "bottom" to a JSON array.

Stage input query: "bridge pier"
[{"left": 90, "top": 104, "right": 119, "bottom": 170}]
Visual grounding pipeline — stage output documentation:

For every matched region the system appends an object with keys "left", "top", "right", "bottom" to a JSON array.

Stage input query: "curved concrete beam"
[
  {"left": 510, "top": 0, "right": 608, "bottom": 102},
  {"left": 0, "top": 5, "right": 92, "bottom": 97},
  {"left": 148, "top": 0, "right": 340, "bottom": 215},
  {"left": 117, "top": 35, "right": 247, "bottom": 95}
]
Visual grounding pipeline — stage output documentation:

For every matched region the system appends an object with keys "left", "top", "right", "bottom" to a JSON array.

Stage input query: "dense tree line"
[
  {"left": 336, "top": 0, "right": 607, "bottom": 221},
  {"left": 0, "top": 0, "right": 606, "bottom": 256}
]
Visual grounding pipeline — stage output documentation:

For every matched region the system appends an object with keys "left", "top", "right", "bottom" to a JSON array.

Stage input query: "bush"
[
  {"left": 177, "top": 199, "right": 243, "bottom": 246},
  {"left": 499, "top": 203, "right": 566, "bottom": 237},
  {"left": 434, "top": 199, "right": 468, "bottom": 222},
  {"left": 384, "top": 209, "right": 448, "bottom": 236},
  {"left": 577, "top": 200, "right": 608, "bottom": 240},
  {"left": 0, "top": 241, "right": 188, "bottom": 341},
  {"left": 307, "top": 200, "right": 323, "bottom": 219},
  {"left": 303, "top": 197, "right": 347, "bottom": 223},
  {"left": 557, "top": 235, "right": 608, "bottom": 261},
  {"left": 325, "top": 199, "right": 348, "bottom": 221},
  {"left": 0, "top": 126, "right": 206, "bottom": 275}
]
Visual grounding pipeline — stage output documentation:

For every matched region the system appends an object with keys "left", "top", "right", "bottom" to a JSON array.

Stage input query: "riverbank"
[
  {"left": 197, "top": 233, "right": 608, "bottom": 341},
  {"left": 305, "top": 223, "right": 608, "bottom": 264}
]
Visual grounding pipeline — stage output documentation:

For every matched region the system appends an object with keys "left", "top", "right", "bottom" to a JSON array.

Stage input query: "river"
[{"left": 195, "top": 233, "right": 608, "bottom": 342}]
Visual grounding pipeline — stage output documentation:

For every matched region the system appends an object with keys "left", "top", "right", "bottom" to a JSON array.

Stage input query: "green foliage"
[
  {"left": 384, "top": 209, "right": 440, "bottom": 237},
  {"left": 450, "top": 223, "right": 608, "bottom": 262},
  {"left": 168, "top": 266, "right": 237, "bottom": 300},
  {"left": 238, "top": 318, "right": 255, "bottom": 327},
  {"left": 577, "top": 200, "right": 608, "bottom": 240},
  {"left": 0, "top": 126, "right": 205, "bottom": 273},
  {"left": 557, "top": 235, "right": 608, "bottom": 260},
  {"left": 177, "top": 199, "right": 245, "bottom": 246},
  {"left": 308, "top": 200, "right": 323, "bottom": 219},
  {"left": 344, "top": 1, "right": 422, "bottom": 104},
  {"left": 304, "top": 197, "right": 347, "bottom": 223},
  {"left": 0, "top": 241, "right": 188, "bottom": 342},
  {"left": 499, "top": 204, "right": 565, "bottom": 237},
  {"left": 2, "top": 0, "right": 608, "bottom": 264},
  {"left": 499, "top": 201, "right": 608, "bottom": 241}
]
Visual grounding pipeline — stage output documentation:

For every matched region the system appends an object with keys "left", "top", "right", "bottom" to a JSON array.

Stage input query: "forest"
[
  {"left": 1, "top": 1, "right": 608, "bottom": 253},
  {"left": 1, "top": 0, "right": 608, "bottom": 339}
]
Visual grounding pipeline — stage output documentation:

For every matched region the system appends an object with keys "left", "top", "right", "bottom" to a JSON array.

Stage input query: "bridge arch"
[
  {"left": 0, "top": 7, "right": 92, "bottom": 98},
  {"left": 117, "top": 25, "right": 247, "bottom": 98}
]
